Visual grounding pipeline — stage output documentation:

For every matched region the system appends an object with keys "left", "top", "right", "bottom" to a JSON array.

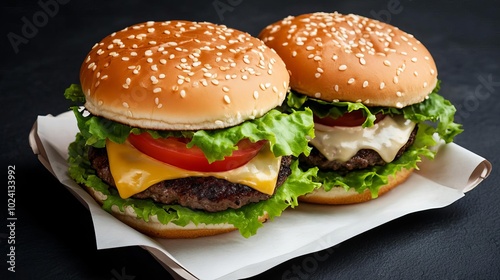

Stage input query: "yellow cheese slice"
[{"left": 106, "top": 140, "right": 281, "bottom": 198}]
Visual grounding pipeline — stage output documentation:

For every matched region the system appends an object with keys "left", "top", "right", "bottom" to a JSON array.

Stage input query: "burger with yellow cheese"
[
  {"left": 259, "top": 12, "right": 463, "bottom": 204},
  {"left": 64, "top": 20, "right": 319, "bottom": 238}
]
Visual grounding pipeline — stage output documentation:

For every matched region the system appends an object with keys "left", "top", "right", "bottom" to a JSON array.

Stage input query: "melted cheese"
[
  {"left": 309, "top": 115, "right": 416, "bottom": 162},
  {"left": 106, "top": 140, "right": 281, "bottom": 198}
]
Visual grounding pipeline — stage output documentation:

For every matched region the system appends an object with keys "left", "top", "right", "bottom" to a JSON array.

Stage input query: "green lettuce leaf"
[
  {"left": 65, "top": 83, "right": 321, "bottom": 237},
  {"left": 285, "top": 80, "right": 463, "bottom": 143},
  {"left": 315, "top": 123, "right": 438, "bottom": 198},
  {"left": 65, "top": 84, "right": 315, "bottom": 163},
  {"left": 68, "top": 133, "right": 320, "bottom": 237},
  {"left": 284, "top": 81, "right": 463, "bottom": 197}
]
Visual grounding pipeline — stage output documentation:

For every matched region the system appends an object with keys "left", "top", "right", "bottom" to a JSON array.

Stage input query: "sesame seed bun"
[
  {"left": 80, "top": 20, "right": 289, "bottom": 130},
  {"left": 258, "top": 12, "right": 438, "bottom": 108}
]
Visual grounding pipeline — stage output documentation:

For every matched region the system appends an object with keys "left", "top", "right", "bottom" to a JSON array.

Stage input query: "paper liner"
[{"left": 29, "top": 112, "right": 492, "bottom": 280}]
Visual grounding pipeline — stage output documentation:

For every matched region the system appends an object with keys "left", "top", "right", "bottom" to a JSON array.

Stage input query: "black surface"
[{"left": 1, "top": 0, "right": 499, "bottom": 279}]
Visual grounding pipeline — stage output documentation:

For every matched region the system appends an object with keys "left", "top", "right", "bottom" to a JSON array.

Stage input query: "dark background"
[{"left": 1, "top": 0, "right": 499, "bottom": 279}]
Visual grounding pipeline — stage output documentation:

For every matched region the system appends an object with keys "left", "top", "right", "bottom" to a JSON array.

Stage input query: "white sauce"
[{"left": 309, "top": 115, "right": 416, "bottom": 162}]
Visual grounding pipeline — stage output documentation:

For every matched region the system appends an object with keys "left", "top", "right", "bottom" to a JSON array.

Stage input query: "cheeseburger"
[
  {"left": 64, "top": 20, "right": 319, "bottom": 238},
  {"left": 259, "top": 12, "right": 463, "bottom": 204}
]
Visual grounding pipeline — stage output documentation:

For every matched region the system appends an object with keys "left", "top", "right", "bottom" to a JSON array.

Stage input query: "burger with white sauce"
[
  {"left": 64, "top": 20, "right": 319, "bottom": 238},
  {"left": 259, "top": 12, "right": 463, "bottom": 204}
]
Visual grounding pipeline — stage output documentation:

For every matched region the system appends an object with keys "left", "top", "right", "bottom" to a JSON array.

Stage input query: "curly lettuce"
[
  {"left": 64, "top": 84, "right": 321, "bottom": 237},
  {"left": 283, "top": 81, "right": 464, "bottom": 197}
]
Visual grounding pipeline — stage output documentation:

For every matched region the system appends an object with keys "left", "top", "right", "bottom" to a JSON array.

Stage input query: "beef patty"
[
  {"left": 88, "top": 147, "right": 292, "bottom": 212},
  {"left": 299, "top": 125, "right": 418, "bottom": 172}
]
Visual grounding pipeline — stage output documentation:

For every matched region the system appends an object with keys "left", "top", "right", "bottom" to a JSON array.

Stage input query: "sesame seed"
[
  {"left": 363, "top": 81, "right": 368, "bottom": 88},
  {"left": 359, "top": 57, "right": 366, "bottom": 65},
  {"left": 393, "top": 76, "right": 399, "bottom": 84},
  {"left": 334, "top": 84, "right": 339, "bottom": 92},
  {"left": 153, "top": 87, "right": 162, "bottom": 93},
  {"left": 222, "top": 86, "right": 229, "bottom": 92},
  {"left": 396, "top": 91, "right": 403, "bottom": 97},
  {"left": 145, "top": 50, "right": 153, "bottom": 56},
  {"left": 180, "top": 90, "right": 186, "bottom": 98},
  {"left": 224, "top": 95, "right": 231, "bottom": 103},
  {"left": 339, "top": 64, "right": 347, "bottom": 71},
  {"left": 122, "top": 102, "right": 129, "bottom": 108},
  {"left": 347, "top": 78, "right": 355, "bottom": 84},
  {"left": 314, "top": 92, "right": 321, "bottom": 98},
  {"left": 253, "top": 90, "right": 259, "bottom": 99},
  {"left": 383, "top": 60, "right": 391, "bottom": 66},
  {"left": 380, "top": 82, "right": 385, "bottom": 89},
  {"left": 215, "top": 120, "right": 224, "bottom": 126},
  {"left": 411, "top": 57, "right": 418, "bottom": 62},
  {"left": 423, "top": 82, "right": 428, "bottom": 88},
  {"left": 414, "top": 71, "right": 419, "bottom": 77}
]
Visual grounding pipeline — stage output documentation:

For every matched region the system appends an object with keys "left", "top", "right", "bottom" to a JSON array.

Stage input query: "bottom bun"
[
  {"left": 84, "top": 185, "right": 268, "bottom": 239},
  {"left": 299, "top": 168, "right": 414, "bottom": 205}
]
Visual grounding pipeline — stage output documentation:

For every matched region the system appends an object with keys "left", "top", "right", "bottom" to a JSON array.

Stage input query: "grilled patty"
[
  {"left": 88, "top": 147, "right": 292, "bottom": 212},
  {"left": 299, "top": 125, "right": 418, "bottom": 172}
]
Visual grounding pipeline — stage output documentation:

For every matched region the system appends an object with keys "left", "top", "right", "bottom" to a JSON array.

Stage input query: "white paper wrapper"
[{"left": 29, "top": 111, "right": 492, "bottom": 280}]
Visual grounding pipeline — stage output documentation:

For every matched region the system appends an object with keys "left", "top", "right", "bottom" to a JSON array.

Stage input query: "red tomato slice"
[
  {"left": 127, "top": 133, "right": 266, "bottom": 172},
  {"left": 314, "top": 110, "right": 386, "bottom": 127}
]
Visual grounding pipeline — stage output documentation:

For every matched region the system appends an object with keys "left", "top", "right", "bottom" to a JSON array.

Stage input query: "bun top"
[
  {"left": 80, "top": 20, "right": 290, "bottom": 130},
  {"left": 258, "top": 12, "right": 438, "bottom": 108}
]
